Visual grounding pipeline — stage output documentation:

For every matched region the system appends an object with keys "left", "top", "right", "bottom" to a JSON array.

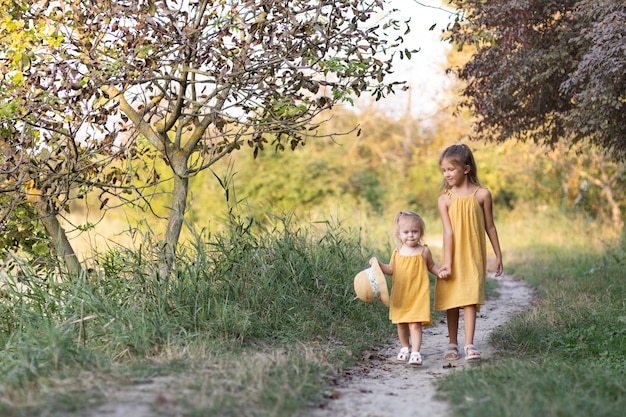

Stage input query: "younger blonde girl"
[{"left": 371, "top": 211, "right": 442, "bottom": 366}]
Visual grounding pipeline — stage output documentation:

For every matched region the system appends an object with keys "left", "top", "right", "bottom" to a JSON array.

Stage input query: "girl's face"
[
  {"left": 440, "top": 157, "right": 469, "bottom": 188},
  {"left": 397, "top": 218, "right": 422, "bottom": 248}
]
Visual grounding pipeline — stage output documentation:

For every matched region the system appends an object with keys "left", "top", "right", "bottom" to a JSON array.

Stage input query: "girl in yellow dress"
[
  {"left": 370, "top": 211, "right": 443, "bottom": 366},
  {"left": 436, "top": 144, "right": 503, "bottom": 362}
]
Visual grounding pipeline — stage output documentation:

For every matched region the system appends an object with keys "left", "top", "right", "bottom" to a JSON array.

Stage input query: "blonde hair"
[
  {"left": 439, "top": 144, "right": 481, "bottom": 190},
  {"left": 394, "top": 211, "right": 426, "bottom": 245}
]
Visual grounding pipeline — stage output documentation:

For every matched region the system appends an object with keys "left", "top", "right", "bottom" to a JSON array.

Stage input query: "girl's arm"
[
  {"left": 369, "top": 256, "right": 393, "bottom": 276},
  {"left": 423, "top": 246, "right": 441, "bottom": 276},
  {"left": 479, "top": 188, "right": 504, "bottom": 277},
  {"left": 437, "top": 193, "right": 453, "bottom": 279}
]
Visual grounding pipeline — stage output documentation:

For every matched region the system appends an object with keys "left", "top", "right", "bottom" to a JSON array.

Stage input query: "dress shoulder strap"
[{"left": 472, "top": 186, "right": 481, "bottom": 196}]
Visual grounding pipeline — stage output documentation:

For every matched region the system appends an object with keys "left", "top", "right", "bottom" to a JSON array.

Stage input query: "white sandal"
[
  {"left": 464, "top": 344, "right": 481, "bottom": 362},
  {"left": 397, "top": 347, "right": 410, "bottom": 361},
  {"left": 408, "top": 351, "right": 423, "bottom": 366}
]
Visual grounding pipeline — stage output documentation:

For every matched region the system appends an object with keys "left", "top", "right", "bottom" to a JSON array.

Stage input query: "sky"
[{"left": 360, "top": 0, "right": 457, "bottom": 118}]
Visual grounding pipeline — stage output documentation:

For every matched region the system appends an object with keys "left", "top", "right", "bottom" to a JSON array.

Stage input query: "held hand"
[
  {"left": 369, "top": 257, "right": 378, "bottom": 267},
  {"left": 438, "top": 265, "right": 451, "bottom": 279}
]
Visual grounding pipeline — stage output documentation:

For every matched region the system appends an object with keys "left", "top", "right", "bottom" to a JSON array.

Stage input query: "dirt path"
[
  {"left": 303, "top": 274, "right": 536, "bottom": 417},
  {"left": 80, "top": 275, "right": 533, "bottom": 417}
]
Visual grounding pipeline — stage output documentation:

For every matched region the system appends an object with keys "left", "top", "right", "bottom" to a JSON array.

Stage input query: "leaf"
[{"left": 12, "top": 71, "right": 24, "bottom": 86}]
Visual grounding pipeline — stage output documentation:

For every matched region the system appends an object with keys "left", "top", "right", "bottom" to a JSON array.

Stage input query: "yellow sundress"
[
  {"left": 389, "top": 247, "right": 432, "bottom": 325},
  {"left": 434, "top": 188, "right": 487, "bottom": 311}
]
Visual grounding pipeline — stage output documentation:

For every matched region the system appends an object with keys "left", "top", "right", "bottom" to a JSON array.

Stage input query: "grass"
[
  {"left": 435, "top": 209, "right": 626, "bottom": 417},
  {"left": 0, "top": 213, "right": 394, "bottom": 416},
  {"left": 441, "top": 360, "right": 624, "bottom": 417},
  {"left": 1, "top": 206, "right": 624, "bottom": 417}
]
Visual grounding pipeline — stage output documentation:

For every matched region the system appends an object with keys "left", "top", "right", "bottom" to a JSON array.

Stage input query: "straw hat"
[{"left": 353, "top": 262, "right": 389, "bottom": 307}]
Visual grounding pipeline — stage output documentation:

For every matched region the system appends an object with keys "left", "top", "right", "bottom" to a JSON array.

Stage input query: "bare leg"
[
  {"left": 446, "top": 307, "right": 460, "bottom": 345},
  {"left": 409, "top": 322, "right": 423, "bottom": 352},
  {"left": 397, "top": 323, "right": 410, "bottom": 348},
  {"left": 462, "top": 304, "right": 481, "bottom": 361},
  {"left": 463, "top": 304, "right": 477, "bottom": 346}
]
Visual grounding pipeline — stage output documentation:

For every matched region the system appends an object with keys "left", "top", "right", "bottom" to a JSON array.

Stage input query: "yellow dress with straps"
[
  {"left": 434, "top": 187, "right": 487, "bottom": 311},
  {"left": 389, "top": 247, "right": 432, "bottom": 325}
]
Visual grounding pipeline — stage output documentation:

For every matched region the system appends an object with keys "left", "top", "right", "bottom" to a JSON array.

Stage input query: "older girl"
[{"left": 436, "top": 144, "right": 503, "bottom": 362}]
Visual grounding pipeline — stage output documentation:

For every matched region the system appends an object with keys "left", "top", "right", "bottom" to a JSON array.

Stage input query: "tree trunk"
[
  {"left": 33, "top": 198, "right": 84, "bottom": 278},
  {"left": 601, "top": 184, "right": 624, "bottom": 230},
  {"left": 159, "top": 168, "right": 189, "bottom": 280},
  {"left": 579, "top": 162, "right": 625, "bottom": 231}
]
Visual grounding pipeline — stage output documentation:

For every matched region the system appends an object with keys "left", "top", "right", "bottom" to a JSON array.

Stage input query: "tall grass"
[
  {"left": 436, "top": 209, "right": 626, "bottom": 417},
  {"left": 0, "top": 214, "right": 393, "bottom": 416}
]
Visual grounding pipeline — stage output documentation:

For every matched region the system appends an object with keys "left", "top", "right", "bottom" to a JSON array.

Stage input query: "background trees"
[
  {"left": 1, "top": 0, "right": 413, "bottom": 276},
  {"left": 445, "top": 0, "right": 626, "bottom": 160},
  {"left": 2, "top": 0, "right": 624, "bottom": 278}
]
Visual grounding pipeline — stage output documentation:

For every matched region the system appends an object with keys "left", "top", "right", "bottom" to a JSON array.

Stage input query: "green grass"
[
  {"left": 435, "top": 212, "right": 626, "bottom": 417},
  {"left": 2, "top": 206, "right": 625, "bottom": 417},
  {"left": 441, "top": 360, "right": 624, "bottom": 417},
  {"left": 0, "top": 214, "right": 393, "bottom": 416}
]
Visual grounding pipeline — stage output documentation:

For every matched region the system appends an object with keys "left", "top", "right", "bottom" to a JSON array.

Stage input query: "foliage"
[
  {"left": 0, "top": 198, "right": 48, "bottom": 256},
  {"left": 98, "top": 106, "right": 624, "bottom": 252},
  {"left": 445, "top": 0, "right": 626, "bottom": 161},
  {"left": 560, "top": 146, "right": 626, "bottom": 228},
  {"left": 0, "top": 0, "right": 150, "bottom": 276},
  {"left": 184, "top": 106, "right": 449, "bottom": 234},
  {"left": 1, "top": 0, "right": 415, "bottom": 276}
]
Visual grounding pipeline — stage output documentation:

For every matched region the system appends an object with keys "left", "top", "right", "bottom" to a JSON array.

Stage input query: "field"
[{"left": 0, "top": 206, "right": 624, "bottom": 417}]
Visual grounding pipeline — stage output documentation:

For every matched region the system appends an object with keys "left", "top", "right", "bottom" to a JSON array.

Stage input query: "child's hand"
[
  {"left": 438, "top": 265, "right": 451, "bottom": 279},
  {"left": 494, "top": 259, "right": 504, "bottom": 277},
  {"left": 369, "top": 257, "right": 378, "bottom": 267}
]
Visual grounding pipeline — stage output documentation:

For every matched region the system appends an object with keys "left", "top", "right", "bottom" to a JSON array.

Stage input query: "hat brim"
[
  {"left": 370, "top": 261, "right": 390, "bottom": 307},
  {"left": 354, "top": 263, "right": 389, "bottom": 307}
]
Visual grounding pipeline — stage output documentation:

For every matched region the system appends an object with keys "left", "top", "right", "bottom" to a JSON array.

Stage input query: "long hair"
[{"left": 439, "top": 144, "right": 480, "bottom": 189}]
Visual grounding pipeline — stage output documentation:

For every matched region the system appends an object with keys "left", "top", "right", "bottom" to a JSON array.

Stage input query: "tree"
[
  {"left": 2, "top": 1, "right": 97, "bottom": 276},
  {"left": 445, "top": 0, "right": 626, "bottom": 160},
  {"left": 2, "top": 0, "right": 413, "bottom": 277},
  {"left": 1, "top": 0, "right": 155, "bottom": 277},
  {"left": 566, "top": 148, "right": 625, "bottom": 229}
]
